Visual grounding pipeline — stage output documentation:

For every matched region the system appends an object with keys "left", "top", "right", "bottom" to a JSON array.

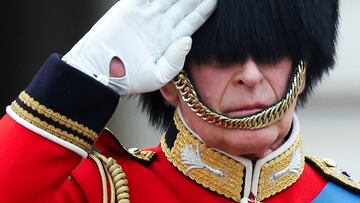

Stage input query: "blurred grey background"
[{"left": 3, "top": 0, "right": 359, "bottom": 178}]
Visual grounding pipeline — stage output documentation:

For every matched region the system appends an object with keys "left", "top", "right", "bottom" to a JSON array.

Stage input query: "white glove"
[{"left": 62, "top": 0, "right": 217, "bottom": 95}]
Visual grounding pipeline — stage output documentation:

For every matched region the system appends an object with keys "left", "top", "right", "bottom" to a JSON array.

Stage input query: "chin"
[
  {"left": 183, "top": 107, "right": 286, "bottom": 158},
  {"left": 220, "top": 127, "right": 281, "bottom": 157}
]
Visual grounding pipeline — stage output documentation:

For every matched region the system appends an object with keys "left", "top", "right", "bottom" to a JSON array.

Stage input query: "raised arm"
[{"left": 0, "top": 0, "right": 217, "bottom": 202}]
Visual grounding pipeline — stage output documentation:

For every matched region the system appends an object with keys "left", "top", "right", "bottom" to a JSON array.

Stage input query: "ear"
[{"left": 160, "top": 82, "right": 180, "bottom": 106}]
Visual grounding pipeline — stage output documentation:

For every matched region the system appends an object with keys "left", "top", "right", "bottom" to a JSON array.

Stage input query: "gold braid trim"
[
  {"left": 174, "top": 61, "right": 306, "bottom": 129},
  {"left": 18, "top": 91, "right": 98, "bottom": 142},
  {"left": 256, "top": 137, "right": 304, "bottom": 201},
  {"left": 90, "top": 152, "right": 130, "bottom": 203},
  {"left": 306, "top": 156, "right": 360, "bottom": 193},
  {"left": 161, "top": 112, "right": 245, "bottom": 202},
  {"left": 11, "top": 100, "right": 92, "bottom": 152},
  {"left": 162, "top": 112, "right": 305, "bottom": 202}
]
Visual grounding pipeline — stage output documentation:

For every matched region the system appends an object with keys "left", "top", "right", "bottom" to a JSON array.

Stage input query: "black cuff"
[{"left": 11, "top": 54, "right": 120, "bottom": 152}]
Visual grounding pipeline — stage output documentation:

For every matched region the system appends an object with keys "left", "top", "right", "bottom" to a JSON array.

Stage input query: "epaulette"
[
  {"left": 306, "top": 156, "right": 360, "bottom": 194},
  {"left": 103, "top": 128, "right": 157, "bottom": 165}
]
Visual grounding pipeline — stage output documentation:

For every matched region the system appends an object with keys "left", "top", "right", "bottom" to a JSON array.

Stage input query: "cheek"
[
  {"left": 191, "top": 71, "right": 227, "bottom": 109},
  {"left": 275, "top": 104, "right": 296, "bottom": 140},
  {"left": 179, "top": 102, "right": 211, "bottom": 141},
  {"left": 264, "top": 68, "right": 293, "bottom": 99},
  {"left": 261, "top": 58, "right": 293, "bottom": 98}
]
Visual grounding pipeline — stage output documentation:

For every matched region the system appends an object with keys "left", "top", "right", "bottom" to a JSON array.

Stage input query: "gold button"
[{"left": 323, "top": 158, "right": 337, "bottom": 167}]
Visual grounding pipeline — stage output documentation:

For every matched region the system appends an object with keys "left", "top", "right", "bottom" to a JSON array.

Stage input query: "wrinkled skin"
[{"left": 160, "top": 57, "right": 304, "bottom": 160}]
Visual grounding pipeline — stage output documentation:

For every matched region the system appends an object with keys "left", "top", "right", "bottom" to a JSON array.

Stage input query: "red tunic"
[
  {"left": 0, "top": 114, "right": 328, "bottom": 203},
  {"left": 1, "top": 54, "right": 359, "bottom": 203}
]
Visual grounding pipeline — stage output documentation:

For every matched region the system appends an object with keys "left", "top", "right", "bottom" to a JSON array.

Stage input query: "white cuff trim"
[{"left": 6, "top": 106, "right": 88, "bottom": 158}]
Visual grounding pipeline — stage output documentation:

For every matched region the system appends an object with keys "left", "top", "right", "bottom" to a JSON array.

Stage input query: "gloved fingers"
[
  {"left": 164, "top": 0, "right": 204, "bottom": 27},
  {"left": 173, "top": 0, "right": 217, "bottom": 37},
  {"left": 151, "top": 0, "right": 179, "bottom": 13},
  {"left": 116, "top": 36, "right": 191, "bottom": 94},
  {"left": 173, "top": 11, "right": 201, "bottom": 38},
  {"left": 155, "top": 36, "right": 192, "bottom": 84}
]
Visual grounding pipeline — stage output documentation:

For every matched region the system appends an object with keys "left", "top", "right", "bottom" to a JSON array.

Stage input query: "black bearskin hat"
[{"left": 139, "top": 0, "right": 340, "bottom": 129}]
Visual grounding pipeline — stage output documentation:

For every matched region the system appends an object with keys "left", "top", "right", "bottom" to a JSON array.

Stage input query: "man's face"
[{"left": 175, "top": 57, "right": 298, "bottom": 160}]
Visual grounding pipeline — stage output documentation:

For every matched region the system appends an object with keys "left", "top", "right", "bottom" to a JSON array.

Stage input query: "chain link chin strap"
[{"left": 173, "top": 61, "right": 306, "bottom": 129}]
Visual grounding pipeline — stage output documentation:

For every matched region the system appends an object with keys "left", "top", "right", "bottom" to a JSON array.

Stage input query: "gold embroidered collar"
[{"left": 161, "top": 112, "right": 305, "bottom": 202}]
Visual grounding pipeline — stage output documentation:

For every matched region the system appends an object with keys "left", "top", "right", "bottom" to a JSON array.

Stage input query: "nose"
[{"left": 232, "top": 58, "right": 263, "bottom": 87}]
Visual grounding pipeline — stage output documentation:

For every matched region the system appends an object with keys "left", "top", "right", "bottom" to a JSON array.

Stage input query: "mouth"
[{"left": 223, "top": 104, "right": 267, "bottom": 117}]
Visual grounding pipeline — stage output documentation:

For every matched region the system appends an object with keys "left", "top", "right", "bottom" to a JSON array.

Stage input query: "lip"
[{"left": 224, "top": 104, "right": 267, "bottom": 117}]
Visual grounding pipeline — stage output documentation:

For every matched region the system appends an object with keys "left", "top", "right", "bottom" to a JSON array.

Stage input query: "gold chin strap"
[{"left": 173, "top": 61, "right": 306, "bottom": 129}]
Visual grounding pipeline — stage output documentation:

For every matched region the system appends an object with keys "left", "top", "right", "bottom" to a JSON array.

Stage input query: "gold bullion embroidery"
[
  {"left": 11, "top": 101, "right": 92, "bottom": 152},
  {"left": 128, "top": 148, "right": 156, "bottom": 162},
  {"left": 18, "top": 91, "right": 98, "bottom": 142},
  {"left": 161, "top": 113, "right": 245, "bottom": 202},
  {"left": 306, "top": 156, "right": 360, "bottom": 193},
  {"left": 256, "top": 137, "right": 304, "bottom": 201}
]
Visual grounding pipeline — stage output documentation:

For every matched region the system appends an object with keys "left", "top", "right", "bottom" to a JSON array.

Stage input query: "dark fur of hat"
[{"left": 139, "top": 0, "right": 340, "bottom": 129}]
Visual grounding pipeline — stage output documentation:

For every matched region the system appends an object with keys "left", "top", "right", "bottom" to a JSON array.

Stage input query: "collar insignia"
[
  {"left": 161, "top": 112, "right": 305, "bottom": 202},
  {"left": 270, "top": 148, "right": 302, "bottom": 182},
  {"left": 181, "top": 144, "right": 225, "bottom": 177}
]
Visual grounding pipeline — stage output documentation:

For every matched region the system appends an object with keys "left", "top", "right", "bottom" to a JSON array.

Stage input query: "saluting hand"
[{"left": 63, "top": 0, "right": 217, "bottom": 95}]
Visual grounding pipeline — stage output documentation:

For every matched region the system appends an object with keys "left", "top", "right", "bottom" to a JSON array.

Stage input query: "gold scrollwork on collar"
[
  {"left": 162, "top": 112, "right": 305, "bottom": 202},
  {"left": 256, "top": 137, "right": 304, "bottom": 201},
  {"left": 161, "top": 113, "right": 245, "bottom": 202}
]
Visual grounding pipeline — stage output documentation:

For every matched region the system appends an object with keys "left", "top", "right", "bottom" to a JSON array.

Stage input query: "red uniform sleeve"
[{"left": 0, "top": 54, "right": 119, "bottom": 203}]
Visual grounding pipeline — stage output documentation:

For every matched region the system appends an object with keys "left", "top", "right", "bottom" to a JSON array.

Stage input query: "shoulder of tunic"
[{"left": 306, "top": 156, "right": 360, "bottom": 195}]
